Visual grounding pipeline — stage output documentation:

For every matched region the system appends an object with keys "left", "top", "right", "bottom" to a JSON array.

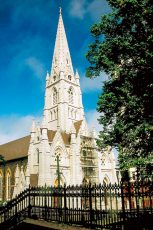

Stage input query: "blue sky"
[{"left": 0, "top": 0, "right": 111, "bottom": 144}]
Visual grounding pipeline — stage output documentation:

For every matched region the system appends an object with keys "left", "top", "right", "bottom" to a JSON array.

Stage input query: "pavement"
[{"left": 19, "top": 218, "right": 91, "bottom": 230}]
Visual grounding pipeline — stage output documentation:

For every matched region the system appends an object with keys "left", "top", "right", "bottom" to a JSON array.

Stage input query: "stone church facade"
[{"left": 0, "top": 9, "right": 118, "bottom": 201}]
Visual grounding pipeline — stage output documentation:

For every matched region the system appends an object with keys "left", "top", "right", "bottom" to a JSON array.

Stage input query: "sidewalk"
[{"left": 19, "top": 218, "right": 90, "bottom": 230}]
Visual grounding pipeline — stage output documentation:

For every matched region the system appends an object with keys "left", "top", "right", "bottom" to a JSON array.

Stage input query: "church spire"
[{"left": 51, "top": 7, "right": 74, "bottom": 77}]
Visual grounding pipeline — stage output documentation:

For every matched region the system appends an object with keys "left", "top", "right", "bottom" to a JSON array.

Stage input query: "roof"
[
  {"left": 47, "top": 130, "right": 56, "bottom": 142},
  {"left": 48, "top": 130, "right": 71, "bottom": 145},
  {"left": 74, "top": 120, "right": 83, "bottom": 135},
  {"left": 61, "top": 132, "right": 71, "bottom": 145},
  {"left": 0, "top": 136, "right": 30, "bottom": 161},
  {"left": 0, "top": 124, "right": 82, "bottom": 162}
]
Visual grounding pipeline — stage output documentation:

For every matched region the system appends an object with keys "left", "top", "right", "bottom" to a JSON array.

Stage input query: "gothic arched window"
[
  {"left": 53, "top": 76, "right": 56, "bottom": 81},
  {"left": 55, "top": 148, "right": 62, "bottom": 157},
  {"left": 71, "top": 109, "right": 73, "bottom": 118},
  {"left": 103, "top": 176, "right": 110, "bottom": 185},
  {"left": 36, "top": 149, "right": 39, "bottom": 164},
  {"left": 68, "top": 75, "right": 72, "bottom": 80},
  {"left": 53, "top": 88, "right": 58, "bottom": 105},
  {"left": 54, "top": 109, "right": 57, "bottom": 119},
  {"left": 68, "top": 87, "right": 73, "bottom": 104},
  {"left": 57, "top": 108, "right": 58, "bottom": 119},
  {"left": 50, "top": 111, "right": 53, "bottom": 120},
  {"left": 75, "top": 110, "right": 77, "bottom": 119},
  {"left": 6, "top": 170, "right": 11, "bottom": 200},
  {"left": 0, "top": 172, "right": 3, "bottom": 200}
]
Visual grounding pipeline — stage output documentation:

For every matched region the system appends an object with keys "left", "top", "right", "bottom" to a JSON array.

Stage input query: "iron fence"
[{"left": 0, "top": 180, "right": 152, "bottom": 229}]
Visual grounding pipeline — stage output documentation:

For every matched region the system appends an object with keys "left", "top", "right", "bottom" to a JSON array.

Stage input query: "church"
[{"left": 0, "top": 9, "right": 117, "bottom": 201}]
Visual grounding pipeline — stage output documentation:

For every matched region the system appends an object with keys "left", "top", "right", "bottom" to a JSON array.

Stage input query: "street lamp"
[{"left": 55, "top": 155, "right": 62, "bottom": 208}]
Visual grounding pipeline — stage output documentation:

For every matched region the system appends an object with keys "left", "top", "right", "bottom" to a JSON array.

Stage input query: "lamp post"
[
  {"left": 55, "top": 155, "right": 62, "bottom": 208},
  {"left": 56, "top": 155, "right": 61, "bottom": 189}
]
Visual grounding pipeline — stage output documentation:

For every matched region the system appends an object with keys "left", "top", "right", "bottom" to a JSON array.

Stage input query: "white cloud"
[
  {"left": 80, "top": 71, "right": 108, "bottom": 93},
  {"left": 69, "top": 0, "right": 87, "bottom": 19},
  {"left": 69, "top": 0, "right": 111, "bottom": 20},
  {"left": 25, "top": 57, "right": 44, "bottom": 79},
  {"left": 87, "top": 0, "right": 111, "bottom": 20},
  {"left": 6, "top": 38, "right": 46, "bottom": 83},
  {"left": 0, "top": 115, "right": 41, "bottom": 144}
]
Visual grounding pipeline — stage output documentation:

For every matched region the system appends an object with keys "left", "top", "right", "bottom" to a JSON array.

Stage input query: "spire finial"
[
  {"left": 46, "top": 71, "right": 49, "bottom": 81},
  {"left": 59, "top": 7, "right": 62, "bottom": 15},
  {"left": 31, "top": 119, "right": 35, "bottom": 133}
]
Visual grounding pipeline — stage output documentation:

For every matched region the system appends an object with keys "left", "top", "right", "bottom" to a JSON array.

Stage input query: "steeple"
[
  {"left": 51, "top": 7, "right": 74, "bottom": 77},
  {"left": 44, "top": 8, "right": 85, "bottom": 132}
]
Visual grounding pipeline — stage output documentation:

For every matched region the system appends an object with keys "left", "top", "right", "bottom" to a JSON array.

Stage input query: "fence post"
[
  {"left": 44, "top": 184, "right": 46, "bottom": 220},
  {"left": 28, "top": 185, "right": 31, "bottom": 218},
  {"left": 3, "top": 205, "right": 5, "bottom": 222},
  {"left": 64, "top": 184, "right": 67, "bottom": 223},
  {"left": 121, "top": 181, "right": 125, "bottom": 225},
  {"left": 89, "top": 183, "right": 93, "bottom": 228},
  {"left": 135, "top": 180, "right": 140, "bottom": 219},
  {"left": 149, "top": 180, "right": 153, "bottom": 213},
  {"left": 15, "top": 197, "right": 18, "bottom": 227},
  {"left": 127, "top": 181, "right": 132, "bottom": 211}
]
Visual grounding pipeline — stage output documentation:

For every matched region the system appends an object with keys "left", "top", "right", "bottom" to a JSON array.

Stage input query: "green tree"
[
  {"left": 0, "top": 155, "right": 6, "bottom": 165},
  {"left": 86, "top": 0, "right": 153, "bottom": 173}
]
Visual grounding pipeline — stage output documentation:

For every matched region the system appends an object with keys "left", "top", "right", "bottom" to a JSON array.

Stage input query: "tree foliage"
[
  {"left": 0, "top": 155, "right": 6, "bottom": 165},
  {"left": 86, "top": 0, "right": 153, "bottom": 171}
]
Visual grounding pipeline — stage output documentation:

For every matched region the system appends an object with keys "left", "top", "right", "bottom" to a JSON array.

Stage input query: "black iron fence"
[{"left": 0, "top": 180, "right": 152, "bottom": 229}]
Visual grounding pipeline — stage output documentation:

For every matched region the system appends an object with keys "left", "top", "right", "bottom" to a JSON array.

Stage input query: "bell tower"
[{"left": 43, "top": 8, "right": 84, "bottom": 132}]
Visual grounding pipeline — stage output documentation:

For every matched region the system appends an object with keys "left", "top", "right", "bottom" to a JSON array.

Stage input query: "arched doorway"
[{"left": 54, "top": 178, "right": 59, "bottom": 188}]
